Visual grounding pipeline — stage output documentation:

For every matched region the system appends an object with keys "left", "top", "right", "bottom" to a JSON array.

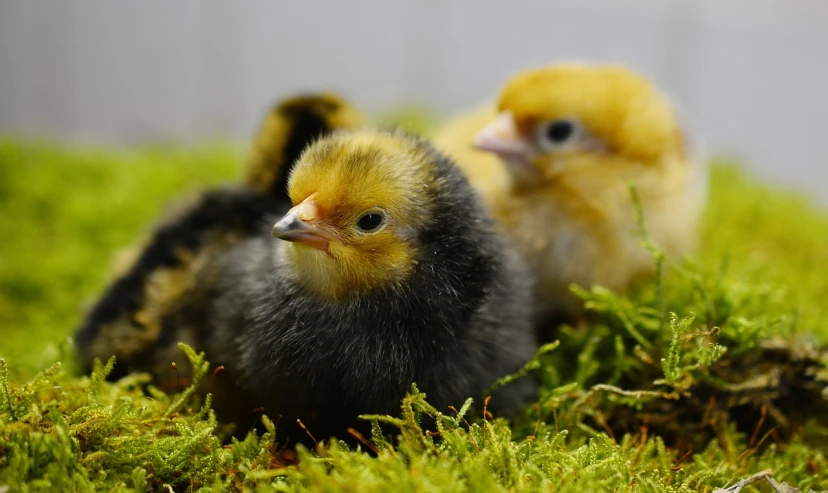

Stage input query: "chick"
[
  {"left": 434, "top": 64, "right": 708, "bottom": 319},
  {"left": 74, "top": 93, "right": 363, "bottom": 379},
  {"left": 137, "top": 130, "right": 538, "bottom": 442}
]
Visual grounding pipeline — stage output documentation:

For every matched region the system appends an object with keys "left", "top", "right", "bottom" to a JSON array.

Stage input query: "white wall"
[{"left": 1, "top": 0, "right": 827, "bottom": 202}]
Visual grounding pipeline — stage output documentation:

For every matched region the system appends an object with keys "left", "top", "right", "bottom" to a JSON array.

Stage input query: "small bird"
[
  {"left": 434, "top": 64, "right": 708, "bottom": 320},
  {"left": 74, "top": 93, "right": 364, "bottom": 379},
  {"left": 134, "top": 130, "right": 538, "bottom": 442}
]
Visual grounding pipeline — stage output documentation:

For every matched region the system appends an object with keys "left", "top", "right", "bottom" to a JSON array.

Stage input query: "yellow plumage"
[{"left": 434, "top": 63, "right": 708, "bottom": 318}]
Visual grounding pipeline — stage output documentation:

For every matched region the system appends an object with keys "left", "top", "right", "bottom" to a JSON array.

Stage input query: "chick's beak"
[
  {"left": 271, "top": 199, "right": 335, "bottom": 252},
  {"left": 473, "top": 111, "right": 537, "bottom": 177},
  {"left": 473, "top": 111, "right": 534, "bottom": 156}
]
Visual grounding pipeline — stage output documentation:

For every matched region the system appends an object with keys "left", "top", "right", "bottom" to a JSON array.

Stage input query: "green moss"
[
  {"left": 1, "top": 139, "right": 827, "bottom": 491},
  {"left": 1, "top": 353, "right": 825, "bottom": 492}
]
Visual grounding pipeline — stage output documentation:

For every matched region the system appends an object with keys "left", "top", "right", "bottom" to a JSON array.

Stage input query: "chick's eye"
[
  {"left": 356, "top": 212, "right": 385, "bottom": 232},
  {"left": 537, "top": 119, "right": 580, "bottom": 151},
  {"left": 545, "top": 120, "right": 574, "bottom": 143}
]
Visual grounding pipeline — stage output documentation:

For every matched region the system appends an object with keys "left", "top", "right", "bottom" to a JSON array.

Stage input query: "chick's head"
[
  {"left": 246, "top": 93, "right": 364, "bottom": 194},
  {"left": 272, "top": 131, "right": 435, "bottom": 300},
  {"left": 474, "top": 64, "right": 685, "bottom": 185}
]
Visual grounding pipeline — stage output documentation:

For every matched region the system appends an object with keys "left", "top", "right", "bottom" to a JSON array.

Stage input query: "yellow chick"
[{"left": 434, "top": 64, "right": 708, "bottom": 319}]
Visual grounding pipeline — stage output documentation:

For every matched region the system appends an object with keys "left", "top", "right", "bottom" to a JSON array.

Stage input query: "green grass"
[{"left": 1, "top": 138, "right": 827, "bottom": 491}]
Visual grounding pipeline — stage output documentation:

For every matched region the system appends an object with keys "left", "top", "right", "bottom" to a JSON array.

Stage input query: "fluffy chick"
[
  {"left": 150, "top": 130, "right": 537, "bottom": 442},
  {"left": 74, "top": 93, "right": 363, "bottom": 379},
  {"left": 434, "top": 64, "right": 708, "bottom": 319}
]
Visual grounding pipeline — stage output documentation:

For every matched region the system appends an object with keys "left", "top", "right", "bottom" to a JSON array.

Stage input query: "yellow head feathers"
[
  {"left": 288, "top": 131, "right": 434, "bottom": 233},
  {"left": 496, "top": 64, "right": 685, "bottom": 163},
  {"left": 275, "top": 131, "right": 438, "bottom": 300}
]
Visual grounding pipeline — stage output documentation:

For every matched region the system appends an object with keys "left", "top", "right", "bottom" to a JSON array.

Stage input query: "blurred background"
[{"left": 1, "top": 0, "right": 827, "bottom": 202}]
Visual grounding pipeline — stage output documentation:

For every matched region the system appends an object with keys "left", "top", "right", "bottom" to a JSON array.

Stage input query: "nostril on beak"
[{"left": 272, "top": 213, "right": 300, "bottom": 237}]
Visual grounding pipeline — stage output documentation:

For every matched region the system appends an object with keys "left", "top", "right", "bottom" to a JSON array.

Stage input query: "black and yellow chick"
[
  {"left": 128, "top": 130, "right": 538, "bottom": 442},
  {"left": 74, "top": 93, "right": 363, "bottom": 380}
]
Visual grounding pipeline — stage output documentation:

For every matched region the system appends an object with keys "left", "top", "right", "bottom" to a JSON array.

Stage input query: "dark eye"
[
  {"left": 545, "top": 120, "right": 575, "bottom": 144},
  {"left": 357, "top": 212, "right": 385, "bottom": 232}
]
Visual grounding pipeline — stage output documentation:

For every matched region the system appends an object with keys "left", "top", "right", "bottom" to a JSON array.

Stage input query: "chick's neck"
[{"left": 279, "top": 240, "right": 417, "bottom": 301}]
